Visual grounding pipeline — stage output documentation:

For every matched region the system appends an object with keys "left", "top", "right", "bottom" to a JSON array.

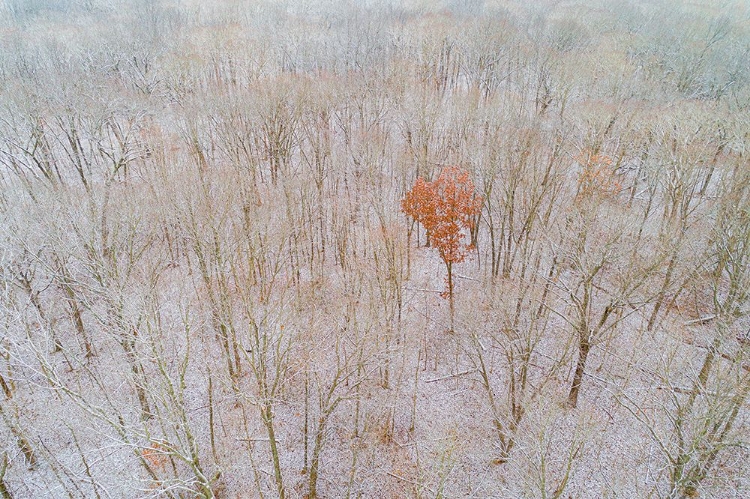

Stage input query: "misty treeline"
[{"left": 0, "top": 0, "right": 748, "bottom": 497}]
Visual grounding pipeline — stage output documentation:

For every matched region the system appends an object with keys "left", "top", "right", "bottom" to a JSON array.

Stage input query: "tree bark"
[
  {"left": 567, "top": 335, "right": 590, "bottom": 408},
  {"left": 262, "top": 404, "right": 286, "bottom": 499},
  {"left": 447, "top": 261, "right": 454, "bottom": 333},
  {"left": 0, "top": 452, "right": 12, "bottom": 499}
]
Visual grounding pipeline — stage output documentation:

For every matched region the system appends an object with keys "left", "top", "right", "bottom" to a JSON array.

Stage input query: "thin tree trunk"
[
  {"left": 122, "top": 334, "right": 152, "bottom": 421},
  {"left": 18, "top": 277, "right": 62, "bottom": 352},
  {"left": 262, "top": 404, "right": 285, "bottom": 499},
  {"left": 0, "top": 452, "right": 12, "bottom": 499},
  {"left": 567, "top": 334, "right": 590, "bottom": 408},
  {"left": 308, "top": 425, "right": 325, "bottom": 499},
  {"left": 0, "top": 374, "right": 11, "bottom": 400},
  {"left": 303, "top": 370, "right": 309, "bottom": 474},
  {"left": 447, "top": 261, "right": 454, "bottom": 333},
  {"left": 0, "top": 407, "right": 35, "bottom": 468},
  {"left": 59, "top": 278, "right": 92, "bottom": 357},
  {"left": 648, "top": 247, "right": 679, "bottom": 331},
  {"left": 207, "top": 369, "right": 218, "bottom": 463}
]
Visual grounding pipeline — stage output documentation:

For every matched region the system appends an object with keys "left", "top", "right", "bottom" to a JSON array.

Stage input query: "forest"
[{"left": 0, "top": 0, "right": 748, "bottom": 497}]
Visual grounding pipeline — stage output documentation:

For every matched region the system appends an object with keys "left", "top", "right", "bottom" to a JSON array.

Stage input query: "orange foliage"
[
  {"left": 142, "top": 441, "right": 169, "bottom": 471},
  {"left": 402, "top": 165, "right": 483, "bottom": 266},
  {"left": 575, "top": 151, "right": 621, "bottom": 200}
]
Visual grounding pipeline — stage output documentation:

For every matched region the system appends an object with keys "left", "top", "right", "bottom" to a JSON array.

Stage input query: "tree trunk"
[
  {"left": 262, "top": 404, "right": 286, "bottom": 499},
  {"left": 0, "top": 375, "right": 11, "bottom": 400},
  {"left": 0, "top": 407, "right": 35, "bottom": 468},
  {"left": 567, "top": 334, "right": 590, "bottom": 408},
  {"left": 308, "top": 424, "right": 325, "bottom": 499},
  {"left": 0, "top": 452, "right": 12, "bottom": 499},
  {"left": 121, "top": 335, "right": 152, "bottom": 421},
  {"left": 447, "top": 261, "right": 454, "bottom": 333},
  {"left": 59, "top": 278, "right": 92, "bottom": 357},
  {"left": 648, "top": 244, "right": 680, "bottom": 331}
]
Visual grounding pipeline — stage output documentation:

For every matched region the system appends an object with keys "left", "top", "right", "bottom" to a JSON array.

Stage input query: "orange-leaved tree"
[
  {"left": 402, "top": 165, "right": 483, "bottom": 331},
  {"left": 575, "top": 151, "right": 621, "bottom": 201}
]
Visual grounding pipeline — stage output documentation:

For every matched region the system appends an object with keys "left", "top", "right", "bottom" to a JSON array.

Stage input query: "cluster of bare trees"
[{"left": 0, "top": 0, "right": 748, "bottom": 497}]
